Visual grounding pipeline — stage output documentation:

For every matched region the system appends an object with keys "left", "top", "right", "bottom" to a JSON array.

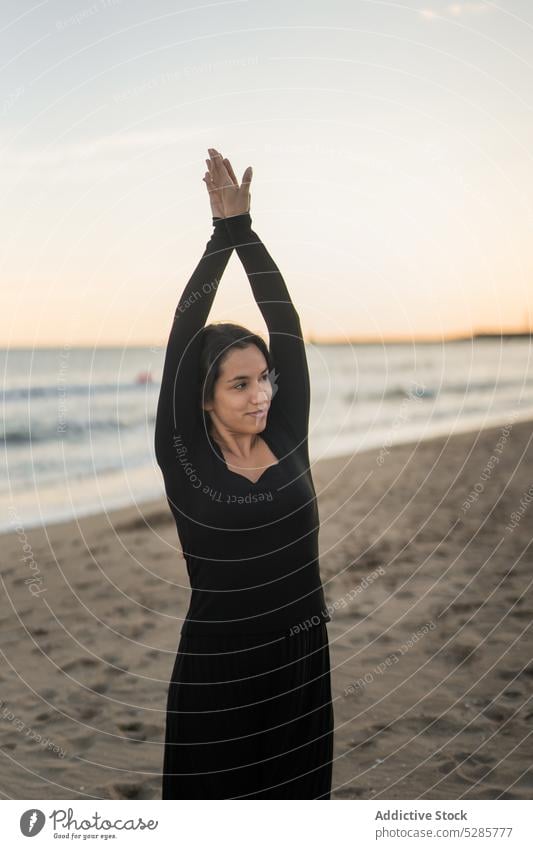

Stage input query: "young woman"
[{"left": 154, "top": 147, "right": 334, "bottom": 799}]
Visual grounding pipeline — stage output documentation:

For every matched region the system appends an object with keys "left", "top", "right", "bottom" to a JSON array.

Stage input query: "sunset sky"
[{"left": 2, "top": 0, "right": 533, "bottom": 346}]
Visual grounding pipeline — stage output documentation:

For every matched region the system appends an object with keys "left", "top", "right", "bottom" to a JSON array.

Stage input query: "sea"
[{"left": 2, "top": 338, "right": 532, "bottom": 532}]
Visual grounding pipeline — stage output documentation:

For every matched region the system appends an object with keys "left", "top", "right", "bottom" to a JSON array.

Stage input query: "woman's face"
[{"left": 203, "top": 345, "right": 273, "bottom": 434}]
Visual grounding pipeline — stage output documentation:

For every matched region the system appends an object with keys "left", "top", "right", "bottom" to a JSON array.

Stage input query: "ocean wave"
[
  {"left": 2, "top": 416, "right": 155, "bottom": 445},
  {"left": 2, "top": 380, "right": 158, "bottom": 401}
]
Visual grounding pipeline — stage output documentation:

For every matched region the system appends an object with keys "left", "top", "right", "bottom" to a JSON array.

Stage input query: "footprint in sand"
[
  {"left": 117, "top": 721, "right": 161, "bottom": 743},
  {"left": 121, "top": 624, "right": 147, "bottom": 638},
  {"left": 115, "top": 511, "right": 172, "bottom": 533},
  {"left": 444, "top": 639, "right": 481, "bottom": 664},
  {"left": 391, "top": 714, "right": 466, "bottom": 736},
  {"left": 481, "top": 702, "right": 516, "bottom": 723},
  {"left": 436, "top": 758, "right": 459, "bottom": 775},
  {"left": 508, "top": 769, "right": 533, "bottom": 792},
  {"left": 347, "top": 721, "right": 392, "bottom": 750},
  {"left": 68, "top": 733, "right": 95, "bottom": 753},
  {"left": 518, "top": 662, "right": 533, "bottom": 680},
  {"left": 106, "top": 781, "right": 151, "bottom": 799},
  {"left": 452, "top": 751, "right": 497, "bottom": 783},
  {"left": 87, "top": 545, "right": 108, "bottom": 556},
  {"left": 497, "top": 668, "right": 522, "bottom": 682},
  {"left": 61, "top": 657, "right": 99, "bottom": 673},
  {"left": 333, "top": 786, "right": 365, "bottom": 798},
  {"left": 432, "top": 759, "right": 493, "bottom": 788},
  {"left": 71, "top": 704, "right": 101, "bottom": 721},
  {"left": 103, "top": 663, "right": 128, "bottom": 676},
  {"left": 41, "top": 688, "right": 57, "bottom": 700},
  {"left": 347, "top": 734, "right": 377, "bottom": 750},
  {"left": 512, "top": 608, "right": 533, "bottom": 619},
  {"left": 28, "top": 627, "right": 49, "bottom": 637},
  {"left": 502, "top": 688, "right": 524, "bottom": 701},
  {"left": 453, "top": 601, "right": 482, "bottom": 614},
  {"left": 116, "top": 720, "right": 161, "bottom": 742},
  {"left": 504, "top": 592, "right": 526, "bottom": 603}
]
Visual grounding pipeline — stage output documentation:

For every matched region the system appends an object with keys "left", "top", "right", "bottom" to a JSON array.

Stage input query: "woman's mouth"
[{"left": 247, "top": 410, "right": 267, "bottom": 418}]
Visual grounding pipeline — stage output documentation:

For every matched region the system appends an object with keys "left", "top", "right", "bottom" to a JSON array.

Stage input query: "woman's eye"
[{"left": 234, "top": 375, "right": 268, "bottom": 389}]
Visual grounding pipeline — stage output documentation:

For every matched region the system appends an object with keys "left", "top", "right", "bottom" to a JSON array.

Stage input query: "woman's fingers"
[
  {"left": 208, "top": 148, "right": 222, "bottom": 171},
  {"left": 240, "top": 166, "right": 253, "bottom": 197},
  {"left": 203, "top": 173, "right": 218, "bottom": 200},
  {"left": 223, "top": 157, "right": 238, "bottom": 187},
  {"left": 239, "top": 166, "right": 252, "bottom": 212},
  {"left": 209, "top": 149, "right": 233, "bottom": 186}
]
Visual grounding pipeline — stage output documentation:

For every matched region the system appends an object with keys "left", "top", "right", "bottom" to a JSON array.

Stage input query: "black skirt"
[{"left": 162, "top": 621, "right": 334, "bottom": 799}]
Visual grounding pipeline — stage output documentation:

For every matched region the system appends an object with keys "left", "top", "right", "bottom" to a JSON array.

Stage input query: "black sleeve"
[
  {"left": 222, "top": 212, "right": 311, "bottom": 454},
  {"left": 154, "top": 217, "right": 233, "bottom": 471}
]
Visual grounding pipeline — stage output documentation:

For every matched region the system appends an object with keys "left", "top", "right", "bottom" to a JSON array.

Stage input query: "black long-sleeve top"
[{"left": 154, "top": 212, "right": 330, "bottom": 635}]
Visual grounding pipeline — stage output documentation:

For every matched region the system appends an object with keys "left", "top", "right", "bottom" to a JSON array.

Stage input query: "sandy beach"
[{"left": 1, "top": 416, "right": 532, "bottom": 800}]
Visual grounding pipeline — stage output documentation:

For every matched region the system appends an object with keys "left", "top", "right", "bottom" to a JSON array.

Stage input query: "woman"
[{"left": 154, "top": 147, "right": 334, "bottom": 799}]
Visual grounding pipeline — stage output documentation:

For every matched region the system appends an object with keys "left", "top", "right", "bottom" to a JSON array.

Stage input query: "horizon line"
[{"left": 3, "top": 329, "right": 532, "bottom": 349}]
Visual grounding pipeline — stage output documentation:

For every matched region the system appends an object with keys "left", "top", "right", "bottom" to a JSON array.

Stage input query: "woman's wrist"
[
  {"left": 222, "top": 212, "right": 254, "bottom": 246},
  {"left": 222, "top": 212, "right": 252, "bottom": 221},
  {"left": 212, "top": 212, "right": 251, "bottom": 225}
]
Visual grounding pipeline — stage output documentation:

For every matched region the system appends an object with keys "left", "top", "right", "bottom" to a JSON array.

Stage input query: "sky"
[{"left": 2, "top": 0, "right": 533, "bottom": 345}]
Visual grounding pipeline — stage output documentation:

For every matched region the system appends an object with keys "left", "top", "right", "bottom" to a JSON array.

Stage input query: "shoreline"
[{"left": 3, "top": 406, "right": 532, "bottom": 537}]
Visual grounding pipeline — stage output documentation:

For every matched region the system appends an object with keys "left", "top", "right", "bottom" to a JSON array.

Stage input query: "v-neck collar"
[{"left": 207, "top": 427, "right": 280, "bottom": 487}]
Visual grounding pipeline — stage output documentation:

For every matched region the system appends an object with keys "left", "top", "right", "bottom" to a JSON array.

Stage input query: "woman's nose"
[{"left": 250, "top": 384, "right": 269, "bottom": 403}]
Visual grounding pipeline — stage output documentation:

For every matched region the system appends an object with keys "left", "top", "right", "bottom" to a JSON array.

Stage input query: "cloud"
[
  {"left": 0, "top": 128, "right": 202, "bottom": 184},
  {"left": 6, "top": 128, "right": 200, "bottom": 166},
  {"left": 420, "top": 2, "right": 494, "bottom": 19}
]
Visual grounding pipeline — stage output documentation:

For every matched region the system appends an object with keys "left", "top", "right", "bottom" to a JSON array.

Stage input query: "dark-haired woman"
[{"left": 155, "top": 148, "right": 333, "bottom": 799}]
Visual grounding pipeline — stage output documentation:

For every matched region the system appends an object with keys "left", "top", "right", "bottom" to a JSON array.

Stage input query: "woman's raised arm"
[
  {"left": 154, "top": 217, "right": 233, "bottom": 470},
  {"left": 223, "top": 212, "right": 312, "bottom": 457}
]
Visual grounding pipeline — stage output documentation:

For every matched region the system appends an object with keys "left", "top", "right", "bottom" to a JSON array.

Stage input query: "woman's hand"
[
  {"left": 203, "top": 147, "right": 252, "bottom": 218},
  {"left": 203, "top": 148, "right": 226, "bottom": 219}
]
